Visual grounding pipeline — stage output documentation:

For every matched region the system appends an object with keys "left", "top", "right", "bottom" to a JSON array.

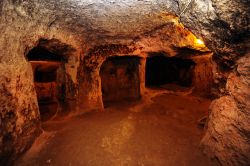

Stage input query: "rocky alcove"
[
  {"left": 27, "top": 46, "right": 61, "bottom": 121},
  {"left": 100, "top": 56, "right": 141, "bottom": 107},
  {"left": 145, "top": 55, "right": 195, "bottom": 87}
]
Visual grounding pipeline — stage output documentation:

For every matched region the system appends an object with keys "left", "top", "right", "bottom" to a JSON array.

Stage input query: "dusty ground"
[{"left": 16, "top": 87, "right": 219, "bottom": 166}]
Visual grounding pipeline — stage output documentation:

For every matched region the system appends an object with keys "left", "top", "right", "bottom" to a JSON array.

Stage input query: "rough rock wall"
[
  {"left": 0, "top": 56, "right": 41, "bottom": 164},
  {"left": 0, "top": 0, "right": 249, "bottom": 165},
  {"left": 180, "top": 0, "right": 249, "bottom": 68},
  {"left": 202, "top": 53, "right": 250, "bottom": 166},
  {"left": 192, "top": 54, "right": 214, "bottom": 96},
  {"left": 0, "top": 0, "right": 82, "bottom": 163},
  {"left": 183, "top": 1, "right": 250, "bottom": 164}
]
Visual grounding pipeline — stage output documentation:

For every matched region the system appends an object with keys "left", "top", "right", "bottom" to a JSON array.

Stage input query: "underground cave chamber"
[
  {"left": 100, "top": 56, "right": 141, "bottom": 107},
  {"left": 27, "top": 46, "right": 64, "bottom": 121},
  {"left": 144, "top": 51, "right": 215, "bottom": 97},
  {"left": 98, "top": 51, "right": 214, "bottom": 108},
  {"left": 145, "top": 55, "right": 196, "bottom": 88},
  {"left": 1, "top": 0, "right": 249, "bottom": 165}
]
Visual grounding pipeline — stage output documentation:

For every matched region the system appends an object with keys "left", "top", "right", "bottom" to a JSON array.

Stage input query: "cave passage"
[
  {"left": 146, "top": 56, "right": 195, "bottom": 88},
  {"left": 27, "top": 46, "right": 62, "bottom": 121},
  {"left": 34, "top": 67, "right": 57, "bottom": 83},
  {"left": 100, "top": 56, "right": 141, "bottom": 107},
  {"left": 27, "top": 46, "right": 63, "bottom": 61}
]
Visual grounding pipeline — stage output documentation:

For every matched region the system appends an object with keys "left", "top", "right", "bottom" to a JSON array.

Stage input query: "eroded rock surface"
[
  {"left": 202, "top": 54, "right": 250, "bottom": 166},
  {"left": 0, "top": 62, "right": 41, "bottom": 164},
  {"left": 0, "top": 0, "right": 249, "bottom": 165}
]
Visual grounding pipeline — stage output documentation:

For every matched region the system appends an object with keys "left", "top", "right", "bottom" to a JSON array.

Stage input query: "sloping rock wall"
[{"left": 202, "top": 53, "right": 250, "bottom": 166}]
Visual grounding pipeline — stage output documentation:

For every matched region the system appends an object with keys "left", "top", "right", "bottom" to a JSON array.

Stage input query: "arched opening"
[
  {"left": 144, "top": 51, "right": 215, "bottom": 129},
  {"left": 100, "top": 56, "right": 141, "bottom": 108},
  {"left": 146, "top": 55, "right": 196, "bottom": 90},
  {"left": 27, "top": 46, "right": 63, "bottom": 121}
]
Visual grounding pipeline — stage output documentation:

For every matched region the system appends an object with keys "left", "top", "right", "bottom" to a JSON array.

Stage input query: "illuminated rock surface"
[{"left": 0, "top": 0, "right": 249, "bottom": 165}]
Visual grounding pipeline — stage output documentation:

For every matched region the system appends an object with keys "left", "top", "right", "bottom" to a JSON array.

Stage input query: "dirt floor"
[{"left": 16, "top": 86, "right": 219, "bottom": 166}]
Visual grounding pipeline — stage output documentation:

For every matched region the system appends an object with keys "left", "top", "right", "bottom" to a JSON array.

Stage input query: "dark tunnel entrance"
[
  {"left": 100, "top": 56, "right": 141, "bottom": 108},
  {"left": 146, "top": 56, "right": 196, "bottom": 88},
  {"left": 27, "top": 46, "right": 63, "bottom": 121}
]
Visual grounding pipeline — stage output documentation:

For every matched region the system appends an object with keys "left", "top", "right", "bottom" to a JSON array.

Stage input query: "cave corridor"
[
  {"left": 27, "top": 46, "right": 62, "bottom": 121},
  {"left": 0, "top": 1, "right": 249, "bottom": 166},
  {"left": 145, "top": 56, "right": 195, "bottom": 87}
]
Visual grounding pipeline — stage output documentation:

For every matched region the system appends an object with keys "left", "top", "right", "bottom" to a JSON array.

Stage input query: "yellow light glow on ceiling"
[
  {"left": 160, "top": 12, "right": 210, "bottom": 52},
  {"left": 195, "top": 39, "right": 204, "bottom": 45},
  {"left": 193, "top": 38, "right": 208, "bottom": 51}
]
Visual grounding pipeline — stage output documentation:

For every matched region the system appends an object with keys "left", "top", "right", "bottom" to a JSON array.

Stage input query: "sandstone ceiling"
[{"left": 0, "top": 0, "right": 249, "bottom": 67}]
